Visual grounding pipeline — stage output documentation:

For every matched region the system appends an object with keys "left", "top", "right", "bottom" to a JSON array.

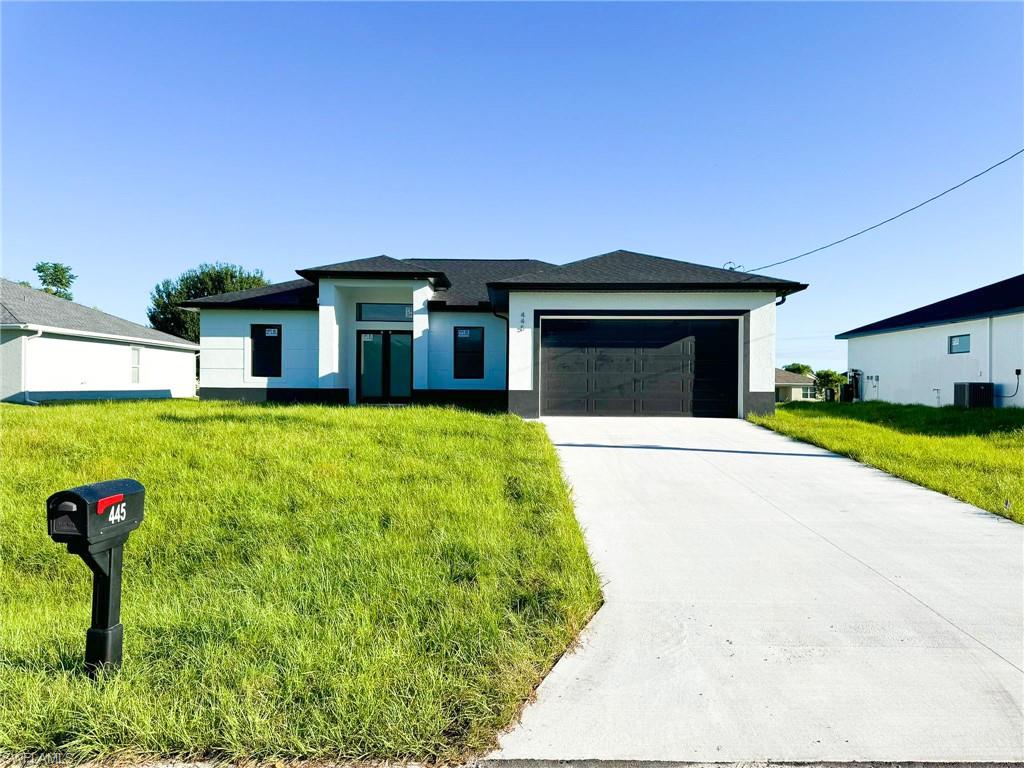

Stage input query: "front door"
[{"left": 357, "top": 330, "right": 412, "bottom": 403}]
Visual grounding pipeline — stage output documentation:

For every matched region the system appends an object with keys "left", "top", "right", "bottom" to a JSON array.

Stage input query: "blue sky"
[{"left": 3, "top": 1, "right": 1021, "bottom": 370}]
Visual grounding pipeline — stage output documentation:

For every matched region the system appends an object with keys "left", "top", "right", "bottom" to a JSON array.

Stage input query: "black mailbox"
[
  {"left": 47, "top": 479, "right": 145, "bottom": 676},
  {"left": 48, "top": 478, "right": 144, "bottom": 548}
]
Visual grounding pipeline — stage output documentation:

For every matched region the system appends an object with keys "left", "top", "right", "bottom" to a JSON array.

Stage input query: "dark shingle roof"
[
  {"left": 775, "top": 368, "right": 815, "bottom": 385},
  {"left": 836, "top": 273, "right": 1024, "bottom": 339},
  {"left": 489, "top": 250, "right": 807, "bottom": 295},
  {"left": 0, "top": 278, "right": 196, "bottom": 346},
  {"left": 296, "top": 255, "right": 447, "bottom": 282},
  {"left": 406, "top": 259, "right": 554, "bottom": 307},
  {"left": 190, "top": 249, "right": 807, "bottom": 313},
  {"left": 180, "top": 279, "right": 318, "bottom": 310}
]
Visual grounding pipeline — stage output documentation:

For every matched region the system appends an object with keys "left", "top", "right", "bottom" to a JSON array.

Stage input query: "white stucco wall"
[
  {"left": 199, "top": 310, "right": 318, "bottom": 388},
  {"left": 846, "top": 312, "right": 1024, "bottom": 407},
  {"left": 506, "top": 291, "right": 778, "bottom": 412},
  {"left": 427, "top": 311, "right": 507, "bottom": 390},
  {"left": 20, "top": 331, "right": 195, "bottom": 400},
  {"left": 0, "top": 329, "right": 27, "bottom": 402}
]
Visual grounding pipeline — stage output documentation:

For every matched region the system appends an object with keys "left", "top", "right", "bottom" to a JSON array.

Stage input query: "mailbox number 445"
[{"left": 108, "top": 503, "right": 127, "bottom": 524}]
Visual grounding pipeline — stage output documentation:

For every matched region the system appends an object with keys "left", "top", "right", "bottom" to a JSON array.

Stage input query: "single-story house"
[
  {"left": 774, "top": 368, "right": 818, "bottom": 402},
  {"left": 836, "top": 273, "right": 1023, "bottom": 408},
  {"left": 1, "top": 278, "right": 198, "bottom": 403},
  {"left": 183, "top": 249, "right": 807, "bottom": 417}
]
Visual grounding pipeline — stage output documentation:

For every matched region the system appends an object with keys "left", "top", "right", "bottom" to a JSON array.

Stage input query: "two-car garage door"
[{"left": 540, "top": 318, "right": 739, "bottom": 417}]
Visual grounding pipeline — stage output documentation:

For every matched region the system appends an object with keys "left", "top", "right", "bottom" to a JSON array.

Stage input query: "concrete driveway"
[{"left": 492, "top": 417, "right": 1023, "bottom": 763}]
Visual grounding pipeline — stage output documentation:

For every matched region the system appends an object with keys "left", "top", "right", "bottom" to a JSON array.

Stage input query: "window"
[
  {"left": 357, "top": 303, "right": 413, "bottom": 322},
  {"left": 130, "top": 347, "right": 141, "bottom": 384},
  {"left": 948, "top": 334, "right": 970, "bottom": 354},
  {"left": 453, "top": 326, "right": 485, "bottom": 379},
  {"left": 251, "top": 324, "right": 282, "bottom": 377},
  {"left": 801, "top": 386, "right": 817, "bottom": 399}
]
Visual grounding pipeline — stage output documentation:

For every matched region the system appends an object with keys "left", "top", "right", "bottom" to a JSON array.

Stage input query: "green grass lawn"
[
  {"left": 750, "top": 401, "right": 1024, "bottom": 524},
  {"left": 0, "top": 400, "right": 601, "bottom": 762}
]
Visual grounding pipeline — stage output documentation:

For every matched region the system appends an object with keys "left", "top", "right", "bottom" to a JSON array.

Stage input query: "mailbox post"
[{"left": 47, "top": 479, "right": 144, "bottom": 676}]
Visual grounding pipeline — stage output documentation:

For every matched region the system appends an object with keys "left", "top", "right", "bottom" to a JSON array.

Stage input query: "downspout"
[
  {"left": 21, "top": 328, "right": 42, "bottom": 405},
  {"left": 988, "top": 316, "right": 993, "bottom": 389},
  {"left": 492, "top": 307, "right": 510, "bottom": 400},
  {"left": 488, "top": 283, "right": 511, "bottom": 405}
]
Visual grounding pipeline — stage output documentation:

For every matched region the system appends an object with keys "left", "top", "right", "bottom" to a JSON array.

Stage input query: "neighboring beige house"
[{"left": 775, "top": 368, "right": 818, "bottom": 402}]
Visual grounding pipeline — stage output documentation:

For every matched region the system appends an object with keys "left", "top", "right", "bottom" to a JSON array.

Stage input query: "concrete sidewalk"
[{"left": 491, "top": 418, "right": 1023, "bottom": 763}]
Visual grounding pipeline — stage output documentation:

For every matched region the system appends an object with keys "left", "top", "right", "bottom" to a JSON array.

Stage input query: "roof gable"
[
  {"left": 836, "top": 273, "right": 1024, "bottom": 339},
  {"left": 296, "top": 255, "right": 447, "bottom": 282},
  {"left": 181, "top": 279, "right": 318, "bottom": 311},
  {"left": 490, "top": 249, "right": 807, "bottom": 294},
  {"left": 408, "top": 259, "right": 554, "bottom": 307},
  {"left": 0, "top": 278, "right": 195, "bottom": 346}
]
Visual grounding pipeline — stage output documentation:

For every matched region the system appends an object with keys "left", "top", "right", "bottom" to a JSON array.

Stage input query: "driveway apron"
[{"left": 492, "top": 417, "right": 1024, "bottom": 763}]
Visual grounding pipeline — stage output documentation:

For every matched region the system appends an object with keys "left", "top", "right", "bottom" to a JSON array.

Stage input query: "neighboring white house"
[
  {"left": 183, "top": 250, "right": 807, "bottom": 417},
  {"left": 1, "top": 278, "right": 198, "bottom": 403},
  {"left": 836, "top": 273, "right": 1023, "bottom": 408},
  {"left": 774, "top": 368, "right": 818, "bottom": 402}
]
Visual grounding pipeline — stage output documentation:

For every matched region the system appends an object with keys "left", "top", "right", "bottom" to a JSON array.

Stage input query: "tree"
[
  {"left": 148, "top": 263, "right": 268, "bottom": 342},
  {"left": 33, "top": 262, "right": 76, "bottom": 300},
  {"left": 814, "top": 369, "right": 847, "bottom": 400},
  {"left": 782, "top": 362, "right": 814, "bottom": 377}
]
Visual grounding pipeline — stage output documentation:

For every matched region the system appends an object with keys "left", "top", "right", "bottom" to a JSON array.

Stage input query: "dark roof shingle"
[
  {"left": 0, "top": 278, "right": 196, "bottom": 346},
  {"left": 180, "top": 279, "right": 318, "bottom": 310},
  {"left": 296, "top": 255, "right": 447, "bottom": 281},
  {"left": 407, "top": 259, "right": 554, "bottom": 307},
  {"left": 836, "top": 274, "right": 1024, "bottom": 339},
  {"left": 189, "top": 249, "right": 808, "bottom": 312},
  {"left": 489, "top": 249, "right": 807, "bottom": 294}
]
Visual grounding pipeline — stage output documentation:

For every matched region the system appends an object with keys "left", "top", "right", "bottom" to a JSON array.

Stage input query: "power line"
[{"left": 745, "top": 147, "right": 1024, "bottom": 275}]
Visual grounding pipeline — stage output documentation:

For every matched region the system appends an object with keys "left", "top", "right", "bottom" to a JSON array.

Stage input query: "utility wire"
[{"left": 745, "top": 147, "right": 1024, "bottom": 275}]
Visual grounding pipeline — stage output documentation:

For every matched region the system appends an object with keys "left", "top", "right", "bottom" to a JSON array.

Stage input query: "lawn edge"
[{"left": 746, "top": 415, "right": 1022, "bottom": 525}]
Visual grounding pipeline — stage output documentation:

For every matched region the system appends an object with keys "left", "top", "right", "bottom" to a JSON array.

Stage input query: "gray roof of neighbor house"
[
  {"left": 0, "top": 278, "right": 197, "bottom": 347},
  {"left": 775, "top": 368, "right": 815, "bottom": 386},
  {"left": 186, "top": 250, "right": 807, "bottom": 311},
  {"left": 836, "top": 273, "right": 1024, "bottom": 339},
  {"left": 488, "top": 250, "right": 808, "bottom": 295}
]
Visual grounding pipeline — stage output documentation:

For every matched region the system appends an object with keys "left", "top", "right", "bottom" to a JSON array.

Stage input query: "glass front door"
[{"left": 357, "top": 331, "right": 413, "bottom": 403}]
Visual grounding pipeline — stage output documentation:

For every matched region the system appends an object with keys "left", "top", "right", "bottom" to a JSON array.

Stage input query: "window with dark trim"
[
  {"left": 357, "top": 303, "right": 414, "bottom": 322},
  {"left": 251, "top": 324, "right": 282, "bottom": 377},
  {"left": 453, "top": 326, "right": 485, "bottom": 379},
  {"left": 948, "top": 334, "right": 970, "bottom": 354}
]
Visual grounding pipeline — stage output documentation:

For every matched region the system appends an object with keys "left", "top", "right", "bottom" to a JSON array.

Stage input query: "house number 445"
[{"left": 108, "top": 503, "right": 127, "bottom": 524}]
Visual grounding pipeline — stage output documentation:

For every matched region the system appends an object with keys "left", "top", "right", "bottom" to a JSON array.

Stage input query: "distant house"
[
  {"left": 1, "top": 278, "right": 198, "bottom": 403},
  {"left": 775, "top": 368, "right": 818, "bottom": 403},
  {"left": 836, "top": 274, "right": 1023, "bottom": 408}
]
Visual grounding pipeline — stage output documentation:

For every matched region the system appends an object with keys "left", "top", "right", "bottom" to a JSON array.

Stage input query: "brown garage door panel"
[{"left": 540, "top": 318, "right": 738, "bottom": 417}]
